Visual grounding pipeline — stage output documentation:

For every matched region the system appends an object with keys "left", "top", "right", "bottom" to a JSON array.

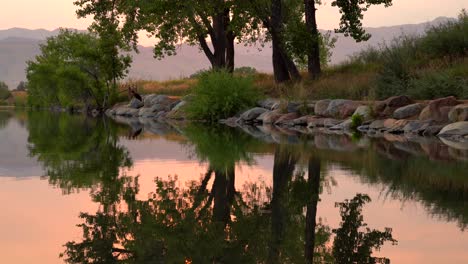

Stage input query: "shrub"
[
  {"left": 187, "top": 70, "right": 261, "bottom": 122},
  {"left": 351, "top": 114, "right": 364, "bottom": 130},
  {"left": 408, "top": 71, "right": 468, "bottom": 99}
]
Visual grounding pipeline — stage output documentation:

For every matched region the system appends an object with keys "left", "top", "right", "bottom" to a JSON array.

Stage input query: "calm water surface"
[{"left": 1, "top": 110, "right": 468, "bottom": 264}]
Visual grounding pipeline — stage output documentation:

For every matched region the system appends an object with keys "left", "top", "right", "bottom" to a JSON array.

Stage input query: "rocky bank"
[{"left": 106, "top": 94, "right": 468, "bottom": 148}]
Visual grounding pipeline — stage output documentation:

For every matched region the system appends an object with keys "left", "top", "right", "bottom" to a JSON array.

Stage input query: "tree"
[
  {"left": 26, "top": 29, "right": 131, "bottom": 109},
  {"left": 16, "top": 81, "right": 27, "bottom": 91},
  {"left": 303, "top": 0, "right": 393, "bottom": 79},
  {"left": 74, "top": 0, "right": 263, "bottom": 72},
  {"left": 0, "top": 81, "right": 10, "bottom": 100}
]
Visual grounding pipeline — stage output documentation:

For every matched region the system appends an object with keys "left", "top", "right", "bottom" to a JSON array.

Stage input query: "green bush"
[
  {"left": 408, "top": 71, "right": 468, "bottom": 99},
  {"left": 187, "top": 70, "right": 260, "bottom": 122},
  {"left": 351, "top": 114, "right": 364, "bottom": 130}
]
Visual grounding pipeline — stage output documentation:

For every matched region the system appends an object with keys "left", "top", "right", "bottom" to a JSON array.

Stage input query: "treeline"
[{"left": 26, "top": 0, "right": 394, "bottom": 109}]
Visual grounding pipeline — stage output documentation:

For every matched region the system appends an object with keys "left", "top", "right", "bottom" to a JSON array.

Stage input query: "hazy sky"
[{"left": 0, "top": 0, "right": 466, "bottom": 45}]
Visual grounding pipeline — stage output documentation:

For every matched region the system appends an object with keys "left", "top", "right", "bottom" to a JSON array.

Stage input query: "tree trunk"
[
  {"left": 305, "top": 0, "right": 321, "bottom": 79},
  {"left": 270, "top": 0, "right": 301, "bottom": 83},
  {"left": 212, "top": 12, "right": 227, "bottom": 69},
  {"left": 226, "top": 30, "right": 235, "bottom": 73},
  {"left": 305, "top": 157, "right": 321, "bottom": 264}
]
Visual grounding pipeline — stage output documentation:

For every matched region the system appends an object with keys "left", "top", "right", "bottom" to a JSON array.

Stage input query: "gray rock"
[
  {"left": 287, "top": 102, "right": 301, "bottom": 113},
  {"left": 403, "top": 120, "right": 434, "bottom": 134},
  {"left": 257, "top": 98, "right": 281, "bottom": 110},
  {"left": 353, "top": 105, "right": 372, "bottom": 120},
  {"left": 323, "top": 118, "right": 341, "bottom": 128},
  {"left": 144, "top": 94, "right": 167, "bottom": 107},
  {"left": 393, "top": 103, "right": 424, "bottom": 119},
  {"left": 419, "top": 96, "right": 460, "bottom": 122},
  {"left": 329, "top": 119, "right": 353, "bottom": 130},
  {"left": 128, "top": 98, "right": 144, "bottom": 109},
  {"left": 307, "top": 118, "right": 325, "bottom": 128},
  {"left": 138, "top": 107, "right": 157, "bottom": 118},
  {"left": 448, "top": 104, "right": 468, "bottom": 122},
  {"left": 422, "top": 125, "right": 445, "bottom": 136},
  {"left": 438, "top": 122, "right": 468, "bottom": 137},
  {"left": 275, "top": 113, "right": 300, "bottom": 126},
  {"left": 240, "top": 107, "right": 268, "bottom": 122},
  {"left": 324, "top": 99, "right": 353, "bottom": 118},
  {"left": 257, "top": 110, "right": 283, "bottom": 124},
  {"left": 314, "top": 100, "right": 331, "bottom": 116},
  {"left": 115, "top": 107, "right": 139, "bottom": 117}
]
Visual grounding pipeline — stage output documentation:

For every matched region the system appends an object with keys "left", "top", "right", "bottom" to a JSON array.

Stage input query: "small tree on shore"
[{"left": 26, "top": 29, "right": 131, "bottom": 109}]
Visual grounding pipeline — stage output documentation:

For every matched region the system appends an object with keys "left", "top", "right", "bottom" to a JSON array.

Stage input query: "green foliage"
[
  {"left": 408, "top": 71, "right": 468, "bottom": 99},
  {"left": 333, "top": 194, "right": 397, "bottom": 264},
  {"left": 343, "top": 11, "right": 468, "bottom": 100},
  {"left": 0, "top": 81, "right": 11, "bottom": 100},
  {"left": 186, "top": 71, "right": 260, "bottom": 121},
  {"left": 26, "top": 29, "right": 131, "bottom": 108},
  {"left": 332, "top": 0, "right": 393, "bottom": 41},
  {"left": 234, "top": 66, "right": 258, "bottom": 76},
  {"left": 351, "top": 114, "right": 364, "bottom": 130},
  {"left": 419, "top": 10, "right": 468, "bottom": 60}
]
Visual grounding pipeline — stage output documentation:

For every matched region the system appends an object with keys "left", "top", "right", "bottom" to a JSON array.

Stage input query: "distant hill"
[{"left": 0, "top": 17, "right": 455, "bottom": 89}]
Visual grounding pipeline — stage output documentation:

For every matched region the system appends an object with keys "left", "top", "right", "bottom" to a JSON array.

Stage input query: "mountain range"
[{"left": 0, "top": 17, "right": 454, "bottom": 89}]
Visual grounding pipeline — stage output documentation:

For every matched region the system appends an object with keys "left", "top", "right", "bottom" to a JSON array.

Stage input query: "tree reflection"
[
  {"left": 60, "top": 136, "right": 396, "bottom": 263},
  {"left": 26, "top": 111, "right": 132, "bottom": 204}
]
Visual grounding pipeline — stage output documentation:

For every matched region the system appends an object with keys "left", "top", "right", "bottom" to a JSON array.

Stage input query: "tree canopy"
[{"left": 26, "top": 29, "right": 131, "bottom": 109}]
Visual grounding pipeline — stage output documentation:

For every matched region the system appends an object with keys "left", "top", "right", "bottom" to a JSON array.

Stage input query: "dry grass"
[{"left": 119, "top": 78, "right": 197, "bottom": 97}]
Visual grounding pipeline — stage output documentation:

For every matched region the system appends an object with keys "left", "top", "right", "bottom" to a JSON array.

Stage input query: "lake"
[{"left": 1, "top": 110, "right": 467, "bottom": 264}]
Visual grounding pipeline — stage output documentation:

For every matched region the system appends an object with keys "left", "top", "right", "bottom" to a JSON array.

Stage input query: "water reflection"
[{"left": 16, "top": 112, "right": 468, "bottom": 263}]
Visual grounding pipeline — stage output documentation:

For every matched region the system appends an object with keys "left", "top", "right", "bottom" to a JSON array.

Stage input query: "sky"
[{"left": 0, "top": 0, "right": 466, "bottom": 46}]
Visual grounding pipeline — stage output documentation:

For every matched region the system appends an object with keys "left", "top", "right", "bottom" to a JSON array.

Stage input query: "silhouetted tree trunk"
[
  {"left": 305, "top": 157, "right": 321, "bottom": 264},
  {"left": 305, "top": 0, "right": 321, "bottom": 79},
  {"left": 270, "top": 0, "right": 301, "bottom": 83}
]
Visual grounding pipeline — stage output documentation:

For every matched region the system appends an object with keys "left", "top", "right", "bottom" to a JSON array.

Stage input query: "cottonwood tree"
[
  {"left": 304, "top": 0, "right": 393, "bottom": 79},
  {"left": 74, "top": 0, "right": 264, "bottom": 72}
]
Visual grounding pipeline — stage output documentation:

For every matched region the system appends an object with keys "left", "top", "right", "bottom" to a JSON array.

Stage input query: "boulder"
[
  {"left": 323, "top": 118, "right": 341, "bottom": 128},
  {"left": 166, "top": 101, "right": 188, "bottom": 120},
  {"left": 289, "top": 115, "right": 316, "bottom": 126},
  {"left": 329, "top": 119, "right": 353, "bottom": 131},
  {"left": 116, "top": 107, "right": 139, "bottom": 117},
  {"left": 393, "top": 103, "right": 424, "bottom": 119},
  {"left": 419, "top": 96, "right": 460, "bottom": 122},
  {"left": 257, "top": 98, "right": 281, "bottom": 110},
  {"left": 438, "top": 122, "right": 468, "bottom": 137},
  {"left": 448, "top": 104, "right": 468, "bottom": 122},
  {"left": 257, "top": 110, "right": 283, "bottom": 124},
  {"left": 240, "top": 107, "right": 268, "bottom": 122},
  {"left": 275, "top": 113, "right": 300, "bottom": 126},
  {"left": 287, "top": 102, "right": 301, "bottom": 113},
  {"left": 385, "top": 95, "right": 413, "bottom": 108},
  {"left": 138, "top": 107, "right": 157, "bottom": 118},
  {"left": 128, "top": 98, "right": 144, "bottom": 109},
  {"left": 387, "top": 119, "right": 410, "bottom": 134},
  {"left": 374, "top": 96, "right": 413, "bottom": 117},
  {"left": 353, "top": 105, "right": 372, "bottom": 121},
  {"left": 403, "top": 120, "right": 434, "bottom": 134},
  {"left": 143, "top": 94, "right": 178, "bottom": 111},
  {"left": 314, "top": 100, "right": 331, "bottom": 116},
  {"left": 422, "top": 125, "right": 445, "bottom": 136},
  {"left": 324, "top": 99, "right": 357, "bottom": 118},
  {"left": 308, "top": 118, "right": 325, "bottom": 128}
]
